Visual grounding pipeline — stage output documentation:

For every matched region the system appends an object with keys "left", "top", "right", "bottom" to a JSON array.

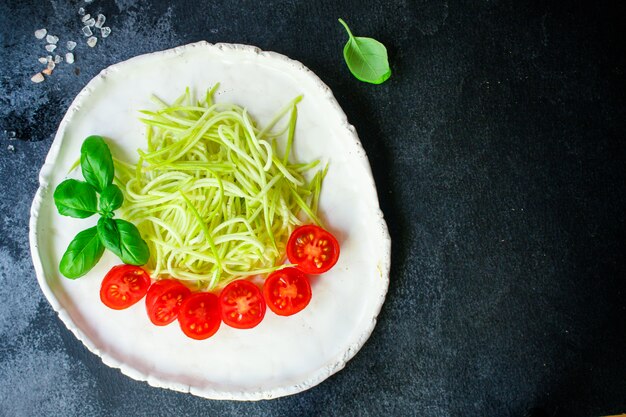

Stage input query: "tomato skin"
[
  {"left": 100, "top": 265, "right": 151, "bottom": 310},
  {"left": 146, "top": 280, "right": 191, "bottom": 326},
  {"left": 178, "top": 292, "right": 221, "bottom": 340},
  {"left": 219, "top": 280, "right": 266, "bottom": 329},
  {"left": 286, "top": 225, "right": 340, "bottom": 275},
  {"left": 263, "top": 267, "right": 312, "bottom": 316}
]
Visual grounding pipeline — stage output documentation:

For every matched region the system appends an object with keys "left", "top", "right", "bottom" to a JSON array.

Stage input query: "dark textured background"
[{"left": 1, "top": 1, "right": 625, "bottom": 416}]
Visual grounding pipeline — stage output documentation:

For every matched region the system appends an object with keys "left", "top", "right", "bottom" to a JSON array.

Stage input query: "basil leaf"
[
  {"left": 81, "top": 135, "right": 114, "bottom": 192},
  {"left": 59, "top": 226, "right": 105, "bottom": 279},
  {"left": 53, "top": 179, "right": 98, "bottom": 218},
  {"left": 338, "top": 18, "right": 391, "bottom": 84},
  {"left": 99, "top": 184, "right": 124, "bottom": 214},
  {"left": 97, "top": 217, "right": 150, "bottom": 265}
]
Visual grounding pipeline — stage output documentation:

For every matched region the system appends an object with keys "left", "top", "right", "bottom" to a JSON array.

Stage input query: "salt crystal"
[
  {"left": 82, "top": 14, "right": 91, "bottom": 23},
  {"left": 65, "top": 52, "right": 75, "bottom": 64},
  {"left": 45, "top": 44, "right": 57, "bottom": 52},
  {"left": 8, "top": 145, "right": 15, "bottom": 152},
  {"left": 85, "top": 18, "right": 95, "bottom": 27},
  {"left": 46, "top": 34, "right": 59, "bottom": 44},
  {"left": 95, "top": 14, "right": 106, "bottom": 29},
  {"left": 42, "top": 68, "right": 53, "bottom": 76},
  {"left": 35, "top": 29, "right": 47, "bottom": 39},
  {"left": 31, "top": 73, "right": 45, "bottom": 83},
  {"left": 66, "top": 40, "right": 77, "bottom": 50},
  {"left": 101, "top": 26, "right": 111, "bottom": 38},
  {"left": 82, "top": 26, "right": 92, "bottom": 36},
  {"left": 47, "top": 60, "right": 56, "bottom": 70},
  {"left": 6, "top": 131, "right": 16, "bottom": 139},
  {"left": 38, "top": 57, "right": 47, "bottom": 64},
  {"left": 54, "top": 55, "right": 62, "bottom": 63},
  {"left": 85, "top": 0, "right": 94, "bottom": 3},
  {"left": 78, "top": 7, "right": 85, "bottom": 16},
  {"left": 87, "top": 36, "right": 97, "bottom": 47}
]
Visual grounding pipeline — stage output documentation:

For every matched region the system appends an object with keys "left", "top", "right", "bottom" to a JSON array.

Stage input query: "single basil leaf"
[
  {"left": 81, "top": 135, "right": 114, "bottom": 192},
  {"left": 53, "top": 179, "right": 98, "bottom": 218},
  {"left": 59, "top": 226, "right": 105, "bottom": 279},
  {"left": 99, "top": 184, "right": 124, "bottom": 214},
  {"left": 98, "top": 217, "right": 150, "bottom": 265},
  {"left": 338, "top": 18, "right": 391, "bottom": 84}
]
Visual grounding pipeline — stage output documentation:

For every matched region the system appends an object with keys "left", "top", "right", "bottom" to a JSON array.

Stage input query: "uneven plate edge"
[{"left": 28, "top": 41, "right": 392, "bottom": 401}]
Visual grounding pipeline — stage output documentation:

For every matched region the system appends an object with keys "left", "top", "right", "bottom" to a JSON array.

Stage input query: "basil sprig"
[
  {"left": 53, "top": 135, "right": 150, "bottom": 279},
  {"left": 338, "top": 18, "right": 391, "bottom": 85}
]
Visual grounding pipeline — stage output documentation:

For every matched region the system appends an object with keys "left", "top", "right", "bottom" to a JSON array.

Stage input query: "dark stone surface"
[{"left": 1, "top": 0, "right": 625, "bottom": 416}]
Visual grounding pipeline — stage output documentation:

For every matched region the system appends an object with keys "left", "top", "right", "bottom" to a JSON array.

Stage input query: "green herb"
[
  {"left": 97, "top": 217, "right": 150, "bottom": 266},
  {"left": 99, "top": 184, "right": 124, "bottom": 215},
  {"left": 338, "top": 18, "right": 391, "bottom": 84},
  {"left": 53, "top": 179, "right": 98, "bottom": 218},
  {"left": 81, "top": 135, "right": 114, "bottom": 192},
  {"left": 59, "top": 226, "right": 105, "bottom": 279},
  {"left": 54, "top": 136, "right": 150, "bottom": 279}
]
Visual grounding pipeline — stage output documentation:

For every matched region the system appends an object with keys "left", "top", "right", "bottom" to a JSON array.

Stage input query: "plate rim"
[{"left": 28, "top": 41, "right": 391, "bottom": 401}]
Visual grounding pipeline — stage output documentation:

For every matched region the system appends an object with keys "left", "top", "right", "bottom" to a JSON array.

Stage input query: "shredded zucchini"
[{"left": 115, "top": 85, "right": 326, "bottom": 290}]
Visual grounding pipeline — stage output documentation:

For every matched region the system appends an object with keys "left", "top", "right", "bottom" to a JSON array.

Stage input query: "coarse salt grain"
[
  {"left": 81, "top": 13, "right": 91, "bottom": 23},
  {"left": 82, "top": 26, "right": 92, "bottom": 36},
  {"left": 85, "top": 18, "right": 96, "bottom": 27},
  {"left": 47, "top": 60, "right": 55, "bottom": 70},
  {"left": 45, "top": 44, "right": 57, "bottom": 52},
  {"left": 65, "top": 52, "right": 75, "bottom": 64},
  {"left": 38, "top": 57, "right": 47, "bottom": 64},
  {"left": 8, "top": 145, "right": 15, "bottom": 152},
  {"left": 31, "top": 73, "right": 45, "bottom": 83},
  {"left": 101, "top": 27, "right": 111, "bottom": 38},
  {"left": 42, "top": 68, "right": 53, "bottom": 76},
  {"left": 67, "top": 40, "right": 77, "bottom": 50},
  {"left": 46, "top": 34, "right": 59, "bottom": 44},
  {"left": 78, "top": 7, "right": 85, "bottom": 16},
  {"left": 95, "top": 14, "right": 106, "bottom": 29},
  {"left": 54, "top": 55, "right": 62, "bottom": 63},
  {"left": 87, "top": 36, "right": 97, "bottom": 47},
  {"left": 34, "top": 29, "right": 47, "bottom": 39}
]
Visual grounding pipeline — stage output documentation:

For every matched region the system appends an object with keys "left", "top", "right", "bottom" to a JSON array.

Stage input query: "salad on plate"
[{"left": 53, "top": 85, "right": 341, "bottom": 340}]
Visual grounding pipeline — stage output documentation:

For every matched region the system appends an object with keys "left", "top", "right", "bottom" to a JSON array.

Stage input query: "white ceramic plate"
[{"left": 29, "top": 41, "right": 390, "bottom": 400}]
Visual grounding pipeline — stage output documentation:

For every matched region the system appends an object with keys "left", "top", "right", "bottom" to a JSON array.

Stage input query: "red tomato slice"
[
  {"left": 100, "top": 265, "right": 151, "bottom": 310},
  {"left": 178, "top": 292, "right": 221, "bottom": 340},
  {"left": 219, "top": 279, "right": 266, "bottom": 329},
  {"left": 263, "top": 267, "right": 312, "bottom": 316},
  {"left": 286, "top": 225, "right": 340, "bottom": 274},
  {"left": 146, "top": 280, "right": 191, "bottom": 326}
]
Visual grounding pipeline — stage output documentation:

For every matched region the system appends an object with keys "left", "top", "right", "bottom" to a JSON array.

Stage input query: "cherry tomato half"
[
  {"left": 178, "top": 292, "right": 221, "bottom": 340},
  {"left": 100, "top": 265, "right": 151, "bottom": 310},
  {"left": 286, "top": 225, "right": 340, "bottom": 274},
  {"left": 219, "top": 279, "right": 266, "bottom": 329},
  {"left": 146, "top": 280, "right": 191, "bottom": 326},
  {"left": 263, "top": 267, "right": 312, "bottom": 316}
]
